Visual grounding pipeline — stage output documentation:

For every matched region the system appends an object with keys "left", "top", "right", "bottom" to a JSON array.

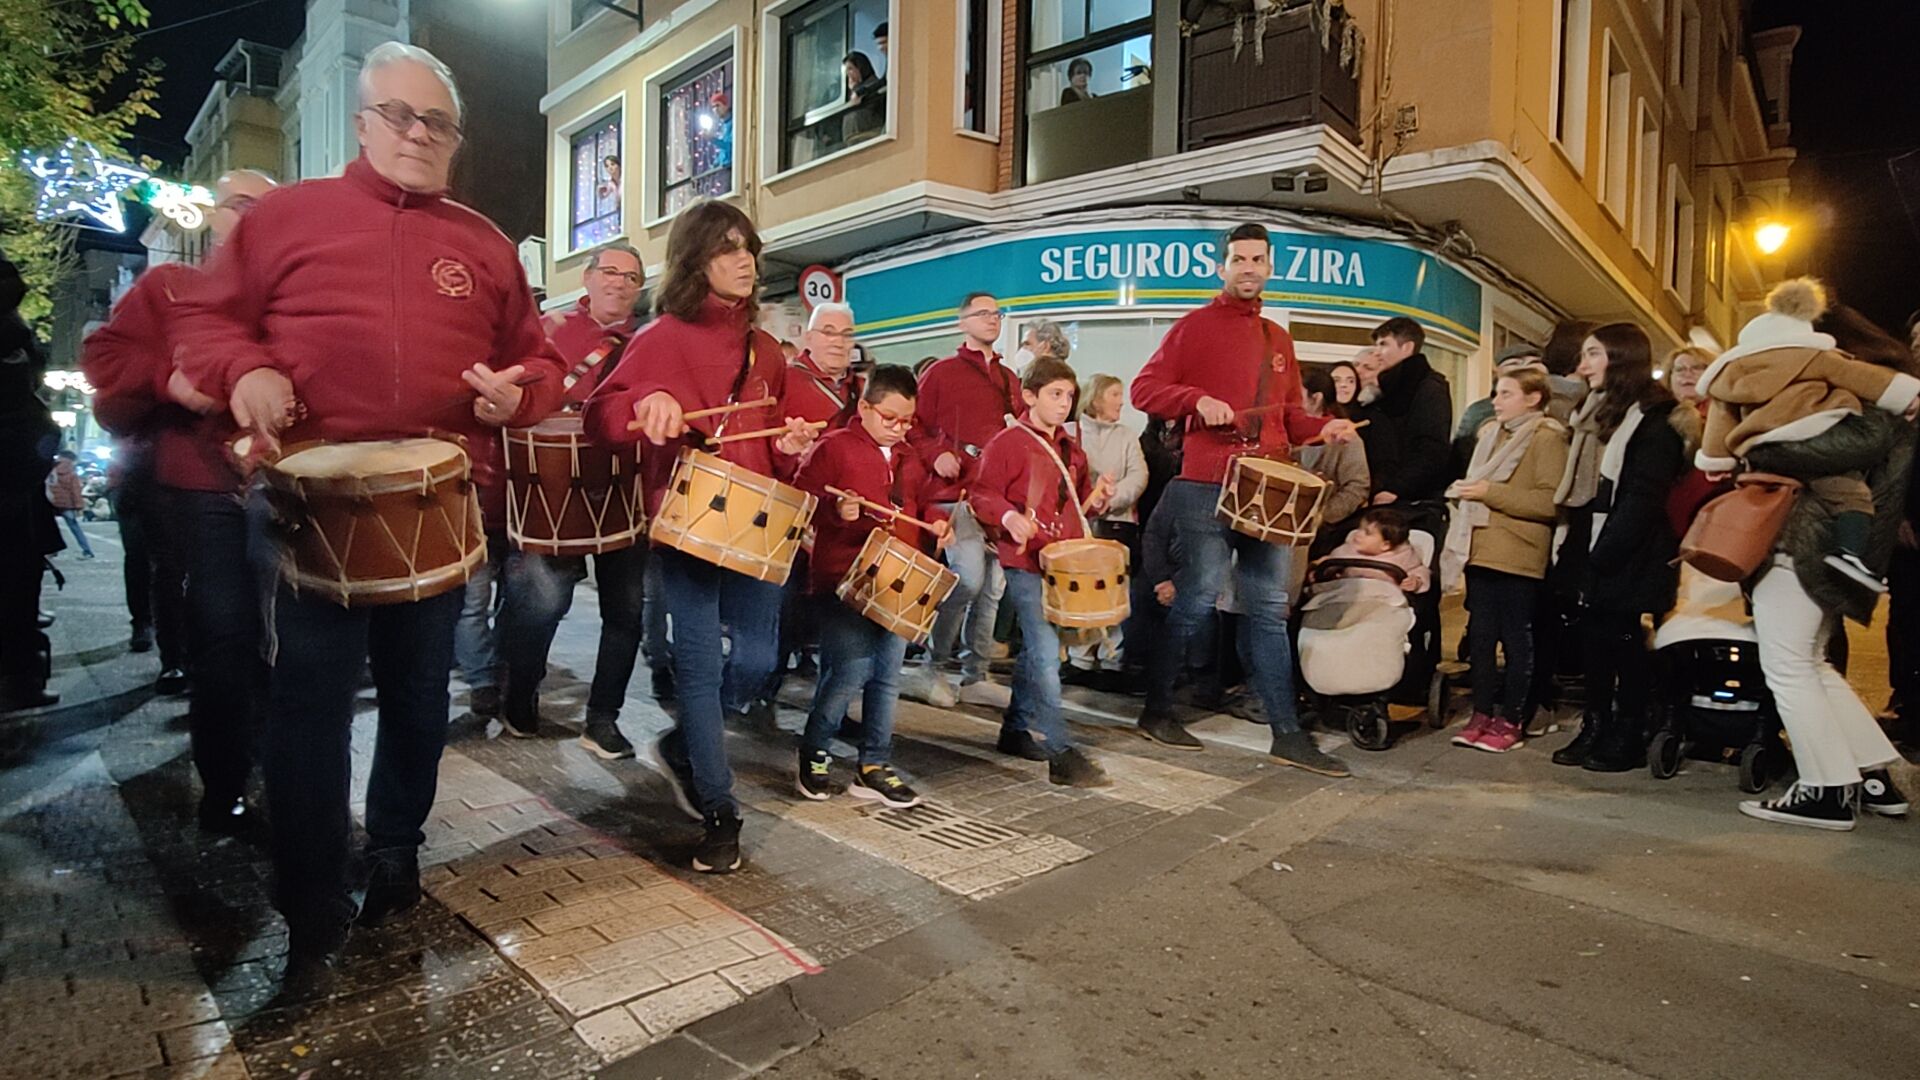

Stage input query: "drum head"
[
  {"left": 277, "top": 438, "right": 464, "bottom": 479},
  {"left": 1238, "top": 456, "right": 1326, "bottom": 488},
  {"left": 524, "top": 414, "right": 585, "bottom": 438}
]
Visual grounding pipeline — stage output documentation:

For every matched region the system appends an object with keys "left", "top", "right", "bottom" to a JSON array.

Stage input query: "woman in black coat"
[{"left": 1551, "top": 323, "right": 1695, "bottom": 771}]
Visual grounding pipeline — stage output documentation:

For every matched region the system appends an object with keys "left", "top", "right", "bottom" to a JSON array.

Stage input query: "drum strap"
[
  {"left": 791, "top": 362, "right": 862, "bottom": 429},
  {"left": 562, "top": 330, "right": 631, "bottom": 392},
  {"left": 1018, "top": 424, "right": 1093, "bottom": 539},
  {"left": 713, "top": 335, "right": 758, "bottom": 439},
  {"left": 962, "top": 355, "right": 1019, "bottom": 436}
]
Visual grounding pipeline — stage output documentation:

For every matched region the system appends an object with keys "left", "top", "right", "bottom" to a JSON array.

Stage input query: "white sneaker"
[
  {"left": 905, "top": 667, "right": 958, "bottom": 708},
  {"left": 1824, "top": 552, "right": 1889, "bottom": 594},
  {"left": 957, "top": 678, "right": 1012, "bottom": 709}
]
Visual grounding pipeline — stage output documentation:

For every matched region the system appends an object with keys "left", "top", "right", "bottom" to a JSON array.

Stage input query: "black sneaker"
[
  {"left": 741, "top": 699, "right": 781, "bottom": 735},
  {"left": 652, "top": 667, "right": 677, "bottom": 705},
  {"left": 796, "top": 749, "right": 842, "bottom": 801},
  {"left": 1739, "top": 782, "right": 1856, "bottom": 831},
  {"left": 501, "top": 696, "right": 539, "bottom": 739},
  {"left": 1059, "top": 664, "right": 1097, "bottom": 688},
  {"left": 1861, "top": 769, "right": 1910, "bottom": 817},
  {"left": 648, "top": 731, "right": 703, "bottom": 821},
  {"left": 356, "top": 847, "right": 421, "bottom": 927},
  {"left": 996, "top": 724, "right": 1051, "bottom": 761},
  {"left": 1580, "top": 725, "right": 1646, "bottom": 773},
  {"left": 850, "top": 764, "right": 922, "bottom": 808},
  {"left": 1824, "top": 552, "right": 1889, "bottom": 594},
  {"left": 693, "top": 811, "right": 743, "bottom": 873},
  {"left": 129, "top": 625, "right": 154, "bottom": 653},
  {"left": 469, "top": 685, "right": 501, "bottom": 718},
  {"left": 1551, "top": 718, "right": 1600, "bottom": 766},
  {"left": 1047, "top": 746, "right": 1112, "bottom": 788},
  {"left": 1137, "top": 710, "right": 1204, "bottom": 751},
  {"left": 1269, "top": 730, "right": 1352, "bottom": 778},
  {"left": 834, "top": 715, "right": 868, "bottom": 746},
  {"left": 281, "top": 913, "right": 351, "bottom": 1000},
  {"left": 156, "top": 668, "right": 189, "bottom": 696},
  {"left": 580, "top": 710, "right": 635, "bottom": 759}
]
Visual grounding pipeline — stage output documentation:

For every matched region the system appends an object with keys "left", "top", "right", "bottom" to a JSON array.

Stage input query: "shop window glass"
[
  {"left": 661, "top": 55, "right": 735, "bottom": 218},
  {"left": 780, "top": 0, "right": 889, "bottom": 171},
  {"left": 569, "top": 110, "right": 622, "bottom": 251}
]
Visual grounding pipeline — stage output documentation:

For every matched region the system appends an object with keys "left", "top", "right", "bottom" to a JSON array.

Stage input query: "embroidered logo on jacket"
[{"left": 431, "top": 258, "right": 475, "bottom": 298}]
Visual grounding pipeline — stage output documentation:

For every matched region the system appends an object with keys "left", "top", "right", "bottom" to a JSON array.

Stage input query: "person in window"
[
  {"left": 872, "top": 21, "right": 888, "bottom": 73},
  {"left": 843, "top": 51, "right": 886, "bottom": 142},
  {"left": 1060, "top": 58, "right": 1095, "bottom": 106},
  {"left": 709, "top": 92, "right": 733, "bottom": 170},
  {"left": 598, "top": 155, "right": 621, "bottom": 212}
]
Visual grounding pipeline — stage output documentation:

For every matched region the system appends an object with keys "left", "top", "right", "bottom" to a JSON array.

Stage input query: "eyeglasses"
[
  {"left": 361, "top": 99, "right": 464, "bottom": 144},
  {"left": 812, "top": 328, "right": 856, "bottom": 341},
  {"left": 962, "top": 309, "right": 1003, "bottom": 321},
  {"left": 868, "top": 407, "right": 914, "bottom": 430},
  {"left": 593, "top": 267, "right": 643, "bottom": 285}
]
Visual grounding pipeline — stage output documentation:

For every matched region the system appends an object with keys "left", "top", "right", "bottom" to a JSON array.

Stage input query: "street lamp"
[{"left": 1734, "top": 193, "right": 1793, "bottom": 256}]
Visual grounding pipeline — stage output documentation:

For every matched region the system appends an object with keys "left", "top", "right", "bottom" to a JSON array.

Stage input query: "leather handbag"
[{"left": 1675, "top": 472, "right": 1803, "bottom": 581}]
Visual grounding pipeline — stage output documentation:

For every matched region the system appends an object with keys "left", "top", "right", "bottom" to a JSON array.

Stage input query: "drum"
[
  {"left": 1038, "top": 538, "right": 1131, "bottom": 629},
  {"left": 650, "top": 449, "right": 817, "bottom": 585},
  {"left": 836, "top": 528, "right": 959, "bottom": 645},
  {"left": 1216, "top": 456, "right": 1329, "bottom": 545},
  {"left": 263, "top": 439, "right": 485, "bottom": 607},
  {"left": 504, "top": 415, "right": 645, "bottom": 556}
]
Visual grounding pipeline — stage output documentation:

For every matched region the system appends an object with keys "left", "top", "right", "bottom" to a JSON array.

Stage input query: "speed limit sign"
[{"left": 798, "top": 264, "right": 842, "bottom": 312}]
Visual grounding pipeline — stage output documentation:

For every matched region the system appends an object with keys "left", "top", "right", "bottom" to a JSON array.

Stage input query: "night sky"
[{"left": 107, "top": 1, "right": 1920, "bottom": 338}]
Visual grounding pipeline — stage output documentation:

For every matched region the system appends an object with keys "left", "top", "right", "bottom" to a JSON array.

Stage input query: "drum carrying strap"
[
  {"left": 1018, "top": 424, "right": 1094, "bottom": 540},
  {"left": 1244, "top": 319, "right": 1281, "bottom": 446},
  {"left": 711, "top": 335, "right": 760, "bottom": 441}
]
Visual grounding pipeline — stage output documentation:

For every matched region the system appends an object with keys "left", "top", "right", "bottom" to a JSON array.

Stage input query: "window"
[
  {"left": 1706, "top": 195, "right": 1726, "bottom": 292},
  {"left": 568, "top": 109, "right": 622, "bottom": 251},
  {"left": 570, "top": 0, "right": 603, "bottom": 31},
  {"left": 1671, "top": 0, "right": 1700, "bottom": 130},
  {"left": 961, "top": 0, "right": 993, "bottom": 134},
  {"left": 659, "top": 54, "right": 734, "bottom": 218},
  {"left": 1552, "top": 0, "right": 1592, "bottom": 172},
  {"left": 1665, "top": 165, "right": 1695, "bottom": 305},
  {"left": 1633, "top": 102, "right": 1659, "bottom": 254},
  {"left": 777, "top": 0, "right": 890, "bottom": 172},
  {"left": 1599, "top": 38, "right": 1630, "bottom": 222},
  {"left": 1021, "top": 0, "right": 1153, "bottom": 184}
]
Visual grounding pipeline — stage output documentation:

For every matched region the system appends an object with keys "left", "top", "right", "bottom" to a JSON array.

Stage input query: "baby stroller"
[
  {"left": 1646, "top": 566, "right": 1783, "bottom": 792},
  {"left": 1296, "top": 530, "right": 1439, "bottom": 750}
]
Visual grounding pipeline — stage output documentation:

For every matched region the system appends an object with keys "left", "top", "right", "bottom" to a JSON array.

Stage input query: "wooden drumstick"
[
  {"left": 431, "top": 369, "right": 548, "bottom": 417},
  {"left": 825, "top": 487, "right": 940, "bottom": 534},
  {"left": 710, "top": 419, "right": 829, "bottom": 446},
  {"left": 1299, "top": 418, "right": 1370, "bottom": 447},
  {"left": 624, "top": 395, "right": 778, "bottom": 433}
]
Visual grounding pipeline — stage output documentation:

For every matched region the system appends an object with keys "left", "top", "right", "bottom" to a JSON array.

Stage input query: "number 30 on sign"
[{"left": 798, "top": 265, "right": 842, "bottom": 312}]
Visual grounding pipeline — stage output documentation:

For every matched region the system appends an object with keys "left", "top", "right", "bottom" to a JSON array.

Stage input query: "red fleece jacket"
[
  {"left": 174, "top": 155, "right": 567, "bottom": 524},
  {"left": 82, "top": 262, "right": 241, "bottom": 492},
  {"left": 906, "top": 343, "right": 1019, "bottom": 503},
  {"left": 545, "top": 298, "right": 641, "bottom": 406},
  {"left": 791, "top": 424, "right": 941, "bottom": 595},
  {"left": 968, "top": 420, "right": 1095, "bottom": 574},
  {"left": 581, "top": 293, "right": 794, "bottom": 517},
  {"left": 1130, "top": 293, "right": 1328, "bottom": 485},
  {"left": 782, "top": 351, "right": 860, "bottom": 428}
]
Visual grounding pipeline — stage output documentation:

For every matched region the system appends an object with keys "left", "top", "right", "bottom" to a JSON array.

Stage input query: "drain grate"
[{"left": 871, "top": 802, "right": 1025, "bottom": 850}]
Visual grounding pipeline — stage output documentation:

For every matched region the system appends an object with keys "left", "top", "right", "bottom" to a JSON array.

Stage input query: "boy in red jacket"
[
  {"left": 969, "top": 355, "right": 1114, "bottom": 788},
  {"left": 791, "top": 365, "right": 949, "bottom": 806}
]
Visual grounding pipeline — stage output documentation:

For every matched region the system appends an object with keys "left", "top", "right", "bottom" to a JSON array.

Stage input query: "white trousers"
[{"left": 1751, "top": 562, "right": 1899, "bottom": 787}]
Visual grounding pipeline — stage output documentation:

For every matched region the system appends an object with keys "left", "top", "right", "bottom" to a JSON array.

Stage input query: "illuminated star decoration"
[{"left": 20, "top": 139, "right": 153, "bottom": 233}]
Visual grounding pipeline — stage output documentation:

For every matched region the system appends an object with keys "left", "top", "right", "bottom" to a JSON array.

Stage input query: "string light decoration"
[{"left": 20, "top": 139, "right": 215, "bottom": 234}]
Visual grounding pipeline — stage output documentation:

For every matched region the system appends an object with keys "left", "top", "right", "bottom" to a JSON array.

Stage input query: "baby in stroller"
[{"left": 1297, "top": 509, "right": 1436, "bottom": 750}]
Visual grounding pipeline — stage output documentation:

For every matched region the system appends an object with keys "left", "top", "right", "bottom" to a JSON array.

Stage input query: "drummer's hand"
[
  {"left": 1195, "top": 396, "right": 1235, "bottom": 427},
  {"left": 934, "top": 451, "right": 962, "bottom": 480},
  {"left": 231, "top": 368, "right": 296, "bottom": 447},
  {"left": 930, "top": 519, "right": 952, "bottom": 551},
  {"left": 775, "top": 417, "right": 819, "bottom": 457},
  {"left": 1318, "top": 418, "right": 1359, "bottom": 444},
  {"left": 837, "top": 496, "right": 861, "bottom": 522},
  {"left": 1001, "top": 509, "right": 1039, "bottom": 547},
  {"left": 166, "top": 367, "right": 221, "bottom": 415},
  {"left": 1153, "top": 580, "right": 1175, "bottom": 606},
  {"left": 632, "top": 391, "right": 685, "bottom": 445},
  {"left": 1454, "top": 479, "right": 1490, "bottom": 501},
  {"left": 465, "top": 363, "right": 526, "bottom": 426}
]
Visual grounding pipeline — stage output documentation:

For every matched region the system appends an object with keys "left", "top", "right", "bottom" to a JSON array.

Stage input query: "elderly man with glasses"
[{"left": 175, "top": 41, "right": 567, "bottom": 995}]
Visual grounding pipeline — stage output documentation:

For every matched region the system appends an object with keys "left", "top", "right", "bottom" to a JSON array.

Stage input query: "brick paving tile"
[
  {"left": 577, "top": 930, "right": 676, "bottom": 975},
  {"left": 574, "top": 1005, "right": 651, "bottom": 1058},
  {"left": 522, "top": 953, "right": 595, "bottom": 991},
  {"left": 549, "top": 962, "right": 671, "bottom": 1016},
  {"left": 626, "top": 973, "right": 744, "bottom": 1036},
  {"left": 527, "top": 894, "right": 630, "bottom": 934},
  {"left": 546, "top": 873, "right": 641, "bottom": 907},
  {"left": 650, "top": 938, "right": 757, "bottom": 983},
  {"left": 719, "top": 953, "right": 808, "bottom": 997},
  {"left": 500, "top": 924, "right": 611, "bottom": 965}
]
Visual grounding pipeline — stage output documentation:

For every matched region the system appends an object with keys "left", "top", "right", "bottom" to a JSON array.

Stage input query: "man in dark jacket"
[
  {"left": 1360, "top": 316, "right": 1452, "bottom": 699},
  {"left": 0, "top": 250, "right": 63, "bottom": 710}
]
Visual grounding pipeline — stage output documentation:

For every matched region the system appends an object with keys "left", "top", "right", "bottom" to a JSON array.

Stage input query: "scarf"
[
  {"left": 1589, "top": 402, "right": 1646, "bottom": 550},
  {"left": 1554, "top": 389, "right": 1607, "bottom": 507},
  {"left": 1440, "top": 412, "right": 1552, "bottom": 592}
]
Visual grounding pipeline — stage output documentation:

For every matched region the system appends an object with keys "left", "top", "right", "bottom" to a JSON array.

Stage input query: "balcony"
[{"left": 1179, "top": 3, "right": 1361, "bottom": 152}]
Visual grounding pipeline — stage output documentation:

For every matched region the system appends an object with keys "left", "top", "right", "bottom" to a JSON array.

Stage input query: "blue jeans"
[
  {"left": 928, "top": 502, "right": 1004, "bottom": 679},
  {"left": 1145, "top": 480, "right": 1300, "bottom": 734},
  {"left": 59, "top": 509, "right": 93, "bottom": 556},
  {"left": 643, "top": 556, "right": 671, "bottom": 677},
  {"left": 500, "top": 543, "right": 647, "bottom": 715},
  {"left": 167, "top": 487, "right": 269, "bottom": 803},
  {"left": 455, "top": 530, "right": 506, "bottom": 690},
  {"left": 656, "top": 547, "right": 783, "bottom": 816},
  {"left": 801, "top": 602, "right": 908, "bottom": 764},
  {"left": 263, "top": 585, "right": 462, "bottom": 933},
  {"left": 1003, "top": 569, "right": 1072, "bottom": 752}
]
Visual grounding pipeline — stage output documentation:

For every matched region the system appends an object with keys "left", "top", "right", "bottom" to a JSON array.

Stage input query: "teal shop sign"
[{"left": 844, "top": 224, "right": 1482, "bottom": 343}]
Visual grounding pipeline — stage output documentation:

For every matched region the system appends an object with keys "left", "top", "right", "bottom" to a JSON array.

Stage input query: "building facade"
[
  {"left": 539, "top": 0, "right": 1797, "bottom": 408},
  {"left": 141, "top": 40, "right": 288, "bottom": 269}
]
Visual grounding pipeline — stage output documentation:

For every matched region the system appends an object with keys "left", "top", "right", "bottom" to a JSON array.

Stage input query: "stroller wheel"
[
  {"left": 1426, "top": 670, "right": 1450, "bottom": 729},
  {"left": 1737, "top": 742, "right": 1771, "bottom": 794},
  {"left": 1648, "top": 730, "right": 1682, "bottom": 780},
  {"left": 1349, "top": 706, "right": 1392, "bottom": 752}
]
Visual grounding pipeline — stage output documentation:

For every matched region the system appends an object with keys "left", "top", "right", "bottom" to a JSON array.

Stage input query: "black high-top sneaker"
[
  {"left": 1860, "top": 768, "right": 1910, "bottom": 817},
  {"left": 1739, "top": 782, "right": 1856, "bottom": 832}
]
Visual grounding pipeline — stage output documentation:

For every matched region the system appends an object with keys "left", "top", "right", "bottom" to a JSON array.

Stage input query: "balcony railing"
[{"left": 1179, "top": 4, "right": 1361, "bottom": 152}]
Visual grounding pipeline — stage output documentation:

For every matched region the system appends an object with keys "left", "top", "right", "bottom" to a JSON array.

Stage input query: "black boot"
[
  {"left": 1581, "top": 712, "right": 1646, "bottom": 773},
  {"left": 356, "top": 847, "right": 422, "bottom": 927},
  {"left": 1551, "top": 714, "right": 1601, "bottom": 766}
]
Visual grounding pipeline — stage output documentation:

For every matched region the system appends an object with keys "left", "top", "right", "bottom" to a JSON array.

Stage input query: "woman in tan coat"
[{"left": 1442, "top": 369, "right": 1569, "bottom": 753}]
